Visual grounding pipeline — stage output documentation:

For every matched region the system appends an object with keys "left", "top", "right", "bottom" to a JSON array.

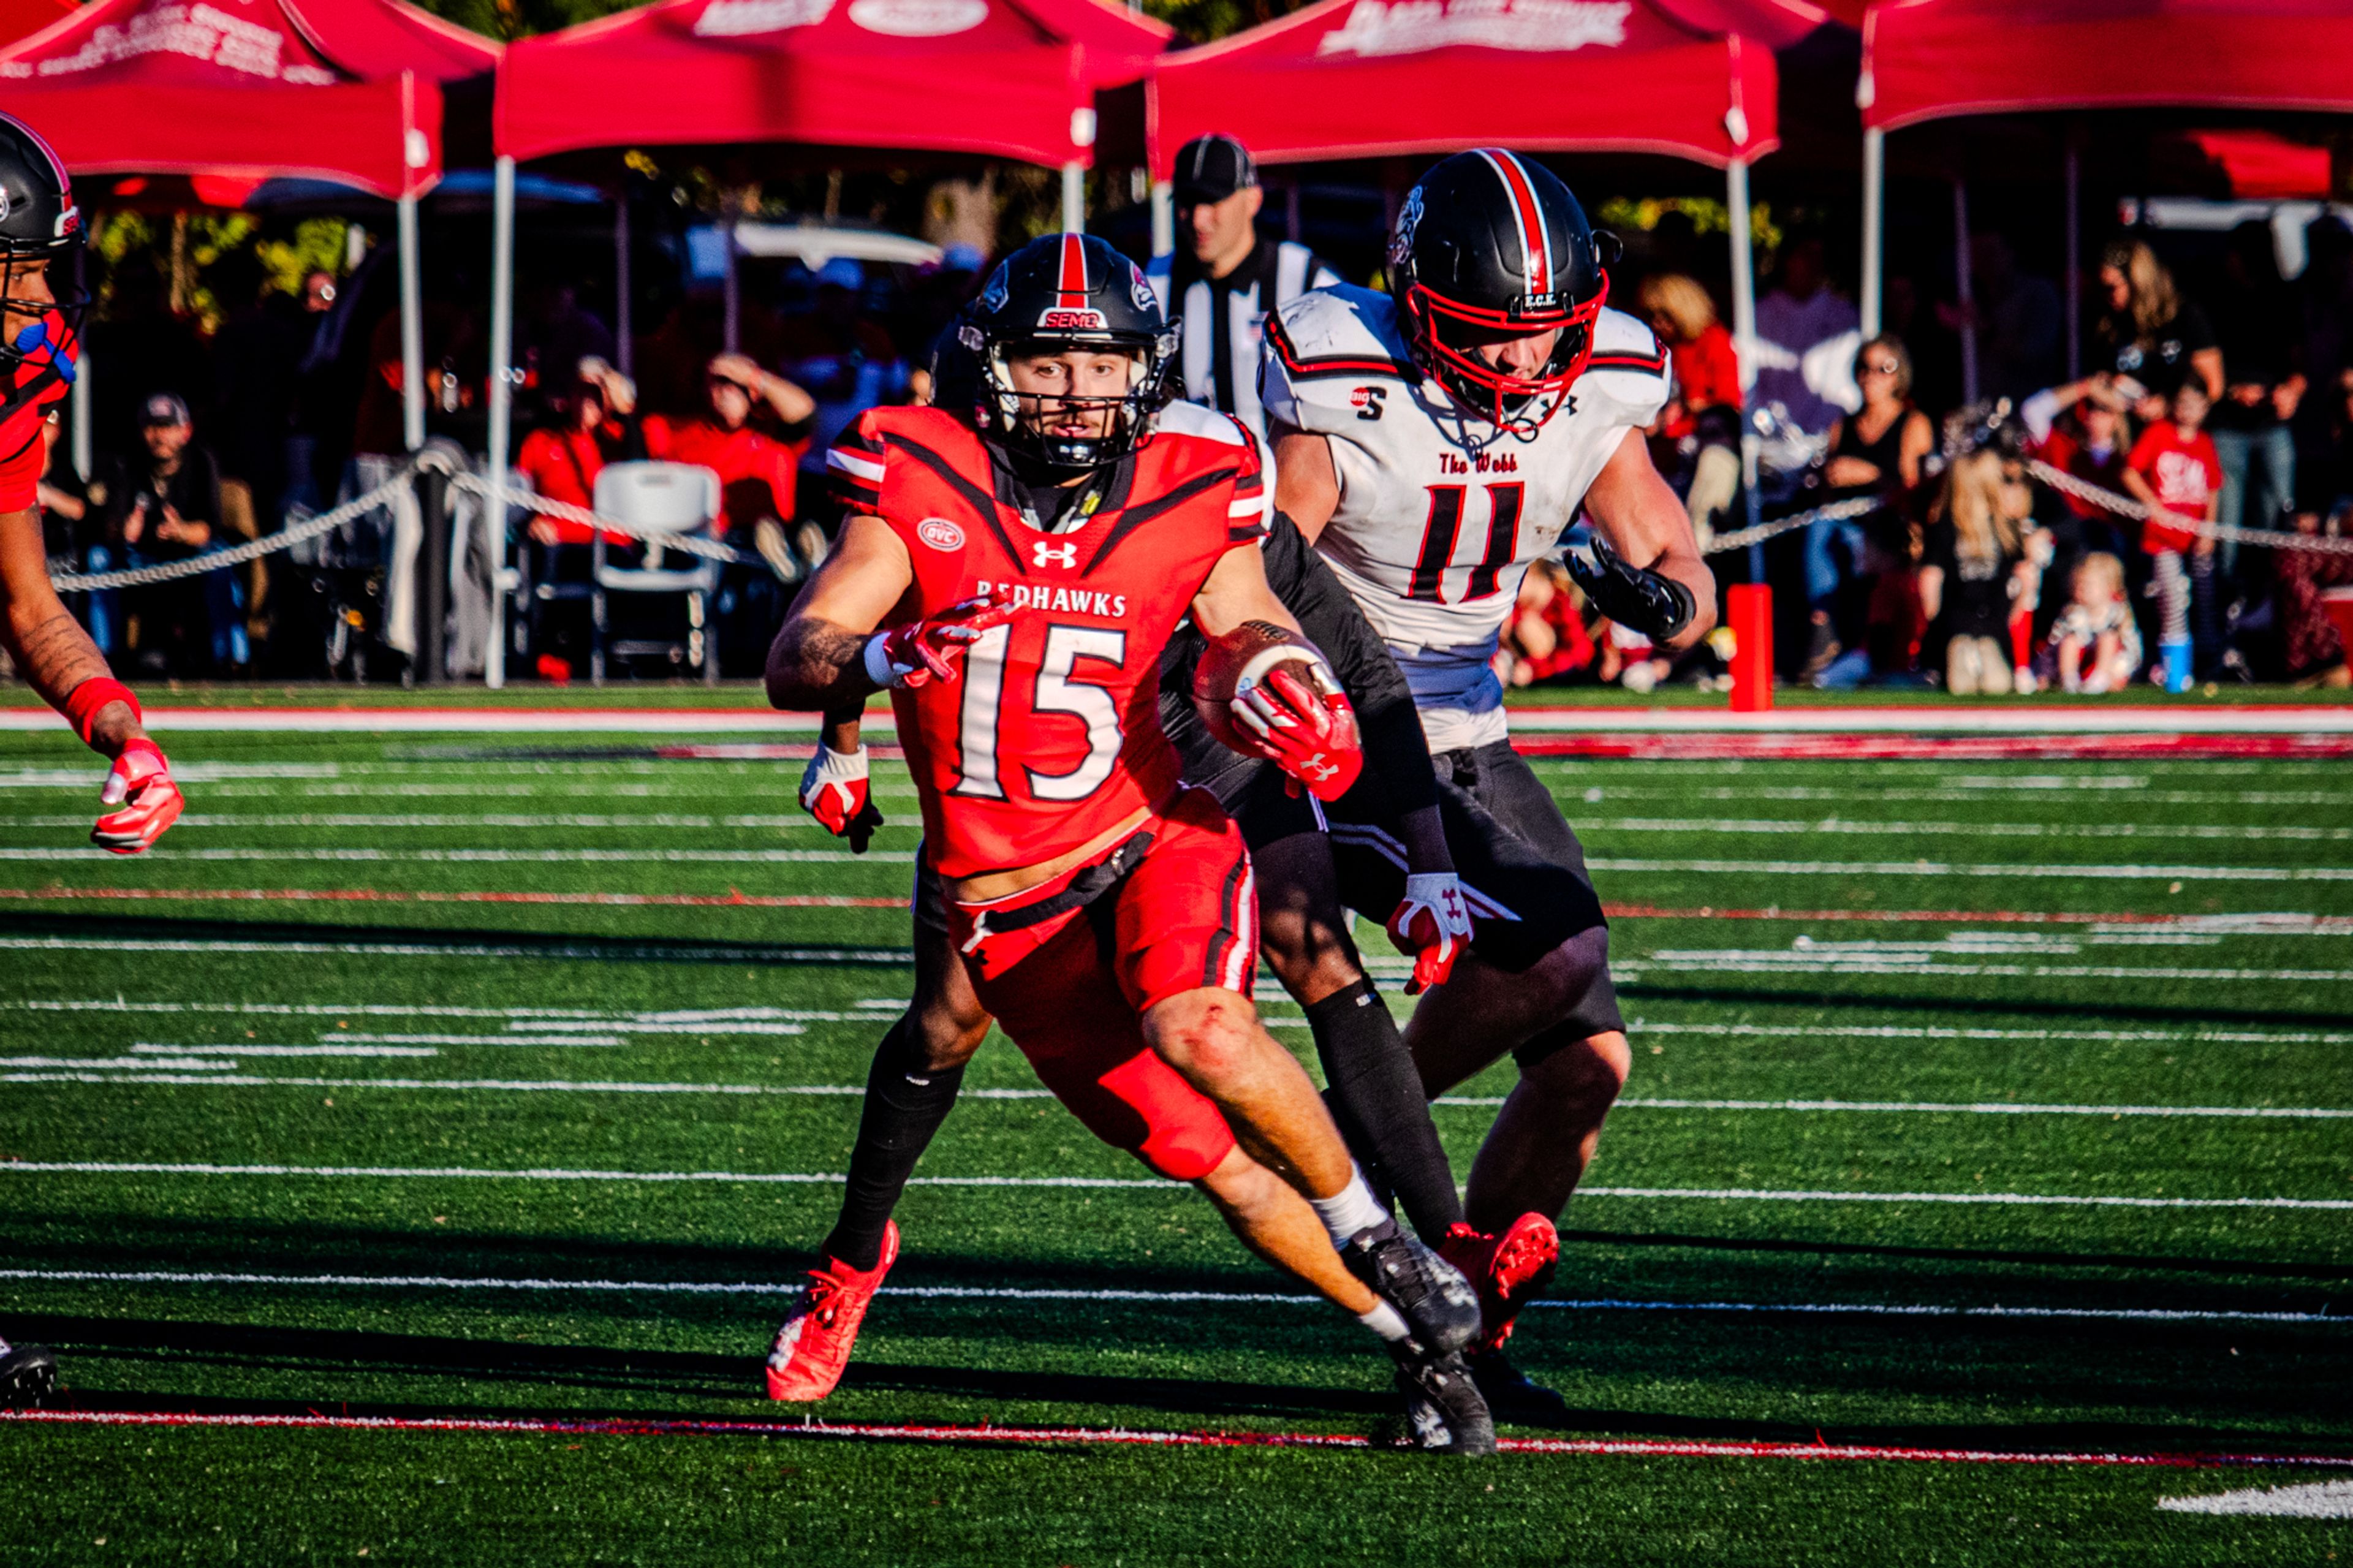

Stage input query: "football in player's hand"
[{"left": 1191, "top": 621, "right": 1321, "bottom": 756}]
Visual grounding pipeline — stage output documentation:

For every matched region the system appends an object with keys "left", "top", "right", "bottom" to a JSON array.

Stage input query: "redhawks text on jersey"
[
  {"left": 827, "top": 400, "right": 1271, "bottom": 879},
  {"left": 1260, "top": 283, "right": 1667, "bottom": 752}
]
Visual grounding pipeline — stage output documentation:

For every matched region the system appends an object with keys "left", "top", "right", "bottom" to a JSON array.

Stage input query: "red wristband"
[{"left": 63, "top": 676, "right": 140, "bottom": 745}]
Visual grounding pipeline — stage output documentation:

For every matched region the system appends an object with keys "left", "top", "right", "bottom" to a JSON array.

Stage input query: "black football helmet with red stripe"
[
  {"left": 1387, "top": 149, "right": 1607, "bottom": 432},
  {"left": 960, "top": 232, "right": 1176, "bottom": 474},
  {"left": 0, "top": 112, "right": 85, "bottom": 377}
]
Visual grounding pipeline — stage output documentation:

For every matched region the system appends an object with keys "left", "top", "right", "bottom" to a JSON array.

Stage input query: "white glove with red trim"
[
  {"left": 1385, "top": 872, "right": 1474, "bottom": 994},
  {"left": 799, "top": 744, "right": 883, "bottom": 854},
  {"left": 92, "top": 737, "right": 184, "bottom": 855},
  {"left": 863, "top": 593, "right": 1019, "bottom": 689}
]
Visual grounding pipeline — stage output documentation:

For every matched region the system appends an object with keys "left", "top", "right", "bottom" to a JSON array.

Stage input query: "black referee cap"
[{"left": 1173, "top": 133, "right": 1257, "bottom": 206}]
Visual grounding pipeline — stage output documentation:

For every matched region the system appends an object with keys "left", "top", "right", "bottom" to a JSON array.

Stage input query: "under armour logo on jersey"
[{"left": 1033, "top": 541, "right": 1078, "bottom": 569}]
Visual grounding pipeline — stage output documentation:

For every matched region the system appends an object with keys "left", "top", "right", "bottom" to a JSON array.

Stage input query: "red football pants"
[{"left": 952, "top": 790, "right": 1257, "bottom": 1183}]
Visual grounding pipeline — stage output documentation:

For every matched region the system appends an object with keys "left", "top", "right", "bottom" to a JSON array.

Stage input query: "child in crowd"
[
  {"left": 1496, "top": 557, "right": 1596, "bottom": 687},
  {"left": 2121, "top": 381, "right": 2221, "bottom": 691},
  {"left": 2049, "top": 552, "right": 2142, "bottom": 693}
]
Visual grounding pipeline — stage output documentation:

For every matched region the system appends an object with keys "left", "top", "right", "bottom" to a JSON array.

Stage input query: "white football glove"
[
  {"left": 1386, "top": 872, "right": 1474, "bottom": 994},
  {"left": 798, "top": 744, "right": 882, "bottom": 853}
]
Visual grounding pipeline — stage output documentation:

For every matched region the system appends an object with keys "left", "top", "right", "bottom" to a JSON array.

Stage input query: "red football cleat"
[
  {"left": 764, "top": 1221, "right": 900, "bottom": 1401},
  {"left": 1440, "top": 1212, "right": 1560, "bottom": 1352}
]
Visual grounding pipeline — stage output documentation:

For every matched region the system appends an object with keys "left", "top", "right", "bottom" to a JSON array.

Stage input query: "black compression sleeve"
[
  {"left": 822, "top": 1016, "right": 966, "bottom": 1271},
  {"left": 1307, "top": 980, "right": 1463, "bottom": 1243},
  {"left": 1349, "top": 693, "right": 1439, "bottom": 820}
]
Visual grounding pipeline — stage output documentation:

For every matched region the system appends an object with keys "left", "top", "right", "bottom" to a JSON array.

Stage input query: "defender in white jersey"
[{"left": 1264, "top": 149, "right": 1716, "bottom": 1416}]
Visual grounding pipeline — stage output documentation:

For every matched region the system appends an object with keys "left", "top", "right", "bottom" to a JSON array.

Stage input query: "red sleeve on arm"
[
  {"left": 2124, "top": 425, "right": 2161, "bottom": 477},
  {"left": 0, "top": 417, "right": 45, "bottom": 513}
]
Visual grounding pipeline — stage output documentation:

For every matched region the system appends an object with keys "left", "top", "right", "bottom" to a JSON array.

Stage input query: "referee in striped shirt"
[{"left": 1147, "top": 133, "right": 1343, "bottom": 439}]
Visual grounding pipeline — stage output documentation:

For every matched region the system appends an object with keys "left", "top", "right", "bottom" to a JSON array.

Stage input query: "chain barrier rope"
[
  {"left": 1700, "top": 494, "right": 1884, "bottom": 556},
  {"left": 445, "top": 474, "right": 761, "bottom": 567},
  {"left": 2025, "top": 458, "right": 2353, "bottom": 556},
  {"left": 47, "top": 459, "right": 429, "bottom": 593}
]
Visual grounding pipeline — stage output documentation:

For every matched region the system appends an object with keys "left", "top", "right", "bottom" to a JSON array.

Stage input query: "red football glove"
[
  {"left": 865, "top": 593, "right": 1018, "bottom": 688},
  {"left": 92, "top": 737, "right": 183, "bottom": 855},
  {"left": 1229, "top": 654, "right": 1363, "bottom": 803},
  {"left": 1386, "top": 873, "right": 1474, "bottom": 994},
  {"left": 799, "top": 743, "right": 884, "bottom": 854}
]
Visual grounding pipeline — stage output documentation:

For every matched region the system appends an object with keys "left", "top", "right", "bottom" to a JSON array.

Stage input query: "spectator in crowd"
[
  {"left": 2273, "top": 509, "right": 2353, "bottom": 685},
  {"left": 514, "top": 358, "right": 643, "bottom": 681},
  {"left": 2122, "top": 380, "right": 2222, "bottom": 690},
  {"left": 2049, "top": 551, "right": 2143, "bottom": 694},
  {"left": 780, "top": 260, "right": 912, "bottom": 525},
  {"left": 1637, "top": 272, "right": 1742, "bottom": 544},
  {"left": 2297, "top": 218, "right": 2353, "bottom": 480},
  {"left": 1495, "top": 557, "right": 1595, "bottom": 687},
  {"left": 517, "top": 279, "right": 618, "bottom": 413},
  {"left": 2208, "top": 222, "right": 2305, "bottom": 585},
  {"left": 1959, "top": 231, "right": 2063, "bottom": 404},
  {"left": 2095, "top": 239, "right": 2222, "bottom": 416},
  {"left": 36, "top": 412, "right": 87, "bottom": 569},
  {"left": 516, "top": 358, "right": 642, "bottom": 544},
  {"left": 2020, "top": 373, "right": 2137, "bottom": 562},
  {"left": 1752, "top": 234, "right": 1860, "bottom": 437},
  {"left": 1807, "top": 333, "right": 1932, "bottom": 677},
  {"left": 1920, "top": 447, "right": 2034, "bottom": 695},
  {"left": 641, "top": 353, "right": 819, "bottom": 581},
  {"left": 84, "top": 393, "right": 246, "bottom": 673}
]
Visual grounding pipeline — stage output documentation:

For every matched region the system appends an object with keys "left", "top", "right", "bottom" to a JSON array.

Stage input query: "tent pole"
[
  {"left": 722, "top": 221, "right": 740, "bottom": 354},
  {"left": 70, "top": 346, "right": 90, "bottom": 482},
  {"left": 1727, "top": 155, "right": 1766, "bottom": 583},
  {"left": 485, "top": 153, "right": 517, "bottom": 691},
  {"left": 1151, "top": 180, "right": 1173, "bottom": 259},
  {"left": 1860, "top": 127, "right": 1884, "bottom": 338},
  {"left": 1952, "top": 175, "right": 1977, "bottom": 404},
  {"left": 2063, "top": 132, "right": 2081, "bottom": 381},
  {"left": 615, "top": 189, "right": 633, "bottom": 381},
  {"left": 1061, "top": 161, "right": 1085, "bottom": 233},
  {"left": 398, "top": 191, "right": 424, "bottom": 452}
]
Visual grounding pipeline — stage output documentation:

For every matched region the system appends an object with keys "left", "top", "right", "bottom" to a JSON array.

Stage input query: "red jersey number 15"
[{"left": 949, "top": 623, "right": 1129, "bottom": 803}]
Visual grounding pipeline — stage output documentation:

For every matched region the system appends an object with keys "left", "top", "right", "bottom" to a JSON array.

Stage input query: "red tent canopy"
[
  {"left": 1149, "top": 0, "right": 1805, "bottom": 175},
  {"left": 497, "top": 0, "right": 1171, "bottom": 169},
  {"left": 1861, "top": 0, "right": 2353, "bottom": 132},
  {"left": 0, "top": 0, "right": 498, "bottom": 197}
]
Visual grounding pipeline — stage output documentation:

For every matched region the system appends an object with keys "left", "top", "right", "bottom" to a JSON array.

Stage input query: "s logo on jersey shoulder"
[
  {"left": 1351, "top": 385, "right": 1386, "bottom": 421},
  {"left": 917, "top": 517, "right": 966, "bottom": 551},
  {"left": 1033, "top": 540, "right": 1078, "bottom": 570},
  {"left": 1038, "top": 308, "right": 1107, "bottom": 331}
]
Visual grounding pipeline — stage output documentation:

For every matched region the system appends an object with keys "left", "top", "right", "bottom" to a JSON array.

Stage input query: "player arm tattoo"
[
  {"left": 1582, "top": 426, "right": 1719, "bottom": 653},
  {"left": 0, "top": 510, "right": 142, "bottom": 756},
  {"left": 764, "top": 512, "right": 914, "bottom": 711}
]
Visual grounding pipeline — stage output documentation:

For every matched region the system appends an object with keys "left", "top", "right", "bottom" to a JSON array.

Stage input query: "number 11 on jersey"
[{"left": 1408, "top": 481, "right": 1525, "bottom": 604}]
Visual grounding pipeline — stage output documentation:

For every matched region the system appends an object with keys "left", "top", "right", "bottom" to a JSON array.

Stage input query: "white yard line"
[
  {"left": 2158, "top": 1481, "right": 2353, "bottom": 1517},
  {"left": 1588, "top": 818, "right": 2353, "bottom": 843},
  {"left": 9, "top": 813, "right": 814, "bottom": 830},
  {"left": 1589, "top": 857, "right": 2353, "bottom": 882},
  {"left": 9, "top": 1068, "right": 2344, "bottom": 1120},
  {"left": 1627, "top": 1021, "right": 2353, "bottom": 1045},
  {"left": 1617, "top": 957, "right": 2353, "bottom": 983},
  {"left": 0, "top": 847, "right": 913, "bottom": 863},
  {"left": 0, "top": 937, "right": 913, "bottom": 963},
  {"left": 1, "top": 1161, "right": 2344, "bottom": 1207},
  {"left": 0, "top": 1268, "right": 2339, "bottom": 1327}
]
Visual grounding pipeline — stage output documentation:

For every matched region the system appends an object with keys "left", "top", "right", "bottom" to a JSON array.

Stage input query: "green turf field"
[{"left": 2, "top": 717, "right": 2348, "bottom": 1564}]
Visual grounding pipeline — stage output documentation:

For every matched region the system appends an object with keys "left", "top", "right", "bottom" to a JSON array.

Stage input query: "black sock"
[
  {"left": 821, "top": 1018, "right": 966, "bottom": 1271},
  {"left": 1303, "top": 980, "right": 1463, "bottom": 1241}
]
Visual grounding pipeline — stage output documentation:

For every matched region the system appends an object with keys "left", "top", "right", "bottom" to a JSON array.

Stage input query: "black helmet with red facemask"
[
  {"left": 1387, "top": 150, "right": 1607, "bottom": 433},
  {"left": 0, "top": 112, "right": 85, "bottom": 384}
]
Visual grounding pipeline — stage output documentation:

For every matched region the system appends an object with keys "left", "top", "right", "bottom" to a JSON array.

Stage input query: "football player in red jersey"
[
  {"left": 765, "top": 234, "right": 1491, "bottom": 1452},
  {"left": 0, "top": 112, "right": 187, "bottom": 1407}
]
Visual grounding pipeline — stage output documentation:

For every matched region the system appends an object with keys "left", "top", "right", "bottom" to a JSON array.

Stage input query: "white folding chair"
[{"left": 589, "top": 461, "right": 724, "bottom": 685}]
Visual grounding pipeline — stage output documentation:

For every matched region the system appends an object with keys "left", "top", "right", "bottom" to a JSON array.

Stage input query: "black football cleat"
[
  {"left": 1391, "top": 1339, "right": 1496, "bottom": 1456},
  {"left": 0, "top": 1340, "right": 57, "bottom": 1407},
  {"left": 1343, "top": 1217, "right": 1482, "bottom": 1354},
  {"left": 1469, "top": 1347, "right": 1569, "bottom": 1425}
]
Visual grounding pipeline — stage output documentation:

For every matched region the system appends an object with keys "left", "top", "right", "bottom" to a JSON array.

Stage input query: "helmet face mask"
[
  {"left": 961, "top": 233, "right": 1175, "bottom": 476},
  {"left": 1387, "top": 148, "right": 1608, "bottom": 435}
]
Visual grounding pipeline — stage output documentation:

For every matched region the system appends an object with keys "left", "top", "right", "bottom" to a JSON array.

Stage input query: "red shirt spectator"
[
  {"left": 2126, "top": 409, "right": 2221, "bottom": 555},
  {"left": 515, "top": 360, "right": 638, "bottom": 545},
  {"left": 1662, "top": 325, "right": 1741, "bottom": 440},
  {"left": 639, "top": 354, "right": 815, "bottom": 540}
]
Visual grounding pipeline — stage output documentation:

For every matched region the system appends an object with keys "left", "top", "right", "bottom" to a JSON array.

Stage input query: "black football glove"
[{"left": 1565, "top": 533, "right": 1699, "bottom": 643}]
